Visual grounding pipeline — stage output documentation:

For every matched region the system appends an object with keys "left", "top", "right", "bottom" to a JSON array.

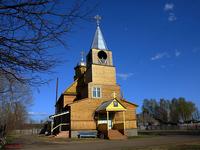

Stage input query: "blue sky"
[{"left": 29, "top": 0, "right": 200, "bottom": 121}]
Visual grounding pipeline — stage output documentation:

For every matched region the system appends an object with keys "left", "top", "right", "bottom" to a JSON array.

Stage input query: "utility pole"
[{"left": 55, "top": 77, "right": 58, "bottom": 113}]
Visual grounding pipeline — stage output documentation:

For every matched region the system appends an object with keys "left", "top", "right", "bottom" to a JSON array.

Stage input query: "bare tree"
[
  {"left": 177, "top": 97, "right": 196, "bottom": 122},
  {"left": 0, "top": 73, "right": 32, "bottom": 133},
  {"left": 0, "top": 0, "right": 93, "bottom": 85},
  {"left": 193, "top": 108, "right": 200, "bottom": 121},
  {"left": 142, "top": 98, "right": 198, "bottom": 125}
]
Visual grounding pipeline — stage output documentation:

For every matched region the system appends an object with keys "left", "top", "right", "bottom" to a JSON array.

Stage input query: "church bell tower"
[
  {"left": 87, "top": 15, "right": 113, "bottom": 68},
  {"left": 85, "top": 15, "right": 120, "bottom": 100}
]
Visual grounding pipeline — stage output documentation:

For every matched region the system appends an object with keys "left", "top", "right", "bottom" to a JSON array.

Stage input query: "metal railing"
[{"left": 51, "top": 123, "right": 69, "bottom": 133}]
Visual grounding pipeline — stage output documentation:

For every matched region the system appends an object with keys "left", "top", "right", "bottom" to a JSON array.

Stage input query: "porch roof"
[{"left": 96, "top": 99, "right": 126, "bottom": 112}]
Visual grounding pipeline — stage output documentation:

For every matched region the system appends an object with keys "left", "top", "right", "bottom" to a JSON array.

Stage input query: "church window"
[
  {"left": 113, "top": 101, "right": 118, "bottom": 107},
  {"left": 92, "top": 87, "right": 101, "bottom": 98}
]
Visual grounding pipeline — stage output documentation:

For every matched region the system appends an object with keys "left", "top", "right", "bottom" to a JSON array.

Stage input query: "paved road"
[{"left": 7, "top": 135, "right": 200, "bottom": 150}]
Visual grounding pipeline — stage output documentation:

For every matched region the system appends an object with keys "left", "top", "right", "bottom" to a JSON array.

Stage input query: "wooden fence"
[{"left": 14, "top": 129, "right": 41, "bottom": 135}]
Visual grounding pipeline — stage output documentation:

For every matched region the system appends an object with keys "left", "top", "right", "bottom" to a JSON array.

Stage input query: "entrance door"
[
  {"left": 98, "top": 113, "right": 113, "bottom": 129},
  {"left": 108, "top": 120, "right": 112, "bottom": 129},
  {"left": 98, "top": 119, "right": 112, "bottom": 129}
]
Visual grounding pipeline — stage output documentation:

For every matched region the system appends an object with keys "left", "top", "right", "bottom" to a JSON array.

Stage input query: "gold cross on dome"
[
  {"left": 80, "top": 51, "right": 84, "bottom": 62},
  {"left": 94, "top": 15, "right": 101, "bottom": 26}
]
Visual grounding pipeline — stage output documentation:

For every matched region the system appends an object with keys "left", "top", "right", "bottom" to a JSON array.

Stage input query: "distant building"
[
  {"left": 50, "top": 16, "right": 138, "bottom": 139},
  {"left": 137, "top": 113, "right": 160, "bottom": 130}
]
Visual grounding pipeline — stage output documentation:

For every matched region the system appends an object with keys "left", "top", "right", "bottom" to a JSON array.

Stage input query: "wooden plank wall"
[
  {"left": 70, "top": 99, "right": 137, "bottom": 130},
  {"left": 91, "top": 65, "right": 116, "bottom": 85},
  {"left": 91, "top": 49, "right": 113, "bottom": 66},
  {"left": 64, "top": 95, "right": 76, "bottom": 107},
  {"left": 88, "top": 83, "right": 121, "bottom": 100}
]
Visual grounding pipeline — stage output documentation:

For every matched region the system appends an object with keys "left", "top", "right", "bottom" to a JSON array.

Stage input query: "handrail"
[
  {"left": 51, "top": 123, "right": 69, "bottom": 132},
  {"left": 49, "top": 111, "right": 69, "bottom": 119}
]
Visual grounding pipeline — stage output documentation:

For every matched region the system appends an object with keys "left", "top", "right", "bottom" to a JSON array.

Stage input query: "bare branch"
[{"left": 0, "top": 0, "right": 94, "bottom": 85}]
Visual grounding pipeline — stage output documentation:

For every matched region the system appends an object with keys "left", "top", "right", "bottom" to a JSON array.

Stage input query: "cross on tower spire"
[
  {"left": 94, "top": 15, "right": 101, "bottom": 26},
  {"left": 80, "top": 51, "right": 84, "bottom": 62},
  {"left": 78, "top": 50, "right": 86, "bottom": 66},
  {"left": 91, "top": 15, "right": 108, "bottom": 50}
]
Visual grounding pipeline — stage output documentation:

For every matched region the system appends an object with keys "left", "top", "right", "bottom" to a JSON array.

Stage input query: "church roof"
[
  {"left": 63, "top": 79, "right": 78, "bottom": 95},
  {"left": 96, "top": 99, "right": 126, "bottom": 112},
  {"left": 91, "top": 25, "right": 108, "bottom": 50}
]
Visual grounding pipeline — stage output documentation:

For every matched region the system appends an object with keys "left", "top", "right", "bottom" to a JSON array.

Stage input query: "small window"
[
  {"left": 113, "top": 101, "right": 118, "bottom": 107},
  {"left": 92, "top": 87, "right": 101, "bottom": 98}
]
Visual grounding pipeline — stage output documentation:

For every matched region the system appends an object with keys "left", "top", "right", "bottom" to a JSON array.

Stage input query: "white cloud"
[
  {"left": 151, "top": 52, "right": 170, "bottom": 61},
  {"left": 164, "top": 3, "right": 174, "bottom": 11},
  {"left": 175, "top": 49, "right": 181, "bottom": 57},
  {"left": 168, "top": 13, "right": 177, "bottom": 22},
  {"left": 117, "top": 73, "right": 134, "bottom": 80},
  {"left": 28, "top": 112, "right": 48, "bottom": 116},
  {"left": 164, "top": 3, "right": 177, "bottom": 22}
]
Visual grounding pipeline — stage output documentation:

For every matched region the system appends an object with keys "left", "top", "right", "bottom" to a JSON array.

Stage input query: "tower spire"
[{"left": 91, "top": 15, "right": 108, "bottom": 50}]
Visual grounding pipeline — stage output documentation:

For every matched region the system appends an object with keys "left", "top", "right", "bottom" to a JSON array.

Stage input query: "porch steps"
[
  {"left": 108, "top": 129, "right": 127, "bottom": 140},
  {"left": 55, "top": 131, "right": 69, "bottom": 138}
]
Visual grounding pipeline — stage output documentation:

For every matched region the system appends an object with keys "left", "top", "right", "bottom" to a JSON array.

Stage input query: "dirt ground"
[{"left": 5, "top": 134, "right": 200, "bottom": 150}]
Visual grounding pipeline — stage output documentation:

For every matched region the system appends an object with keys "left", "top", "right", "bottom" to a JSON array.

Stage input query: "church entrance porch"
[
  {"left": 95, "top": 99, "right": 127, "bottom": 139},
  {"left": 97, "top": 112, "right": 114, "bottom": 130},
  {"left": 96, "top": 111, "right": 127, "bottom": 139}
]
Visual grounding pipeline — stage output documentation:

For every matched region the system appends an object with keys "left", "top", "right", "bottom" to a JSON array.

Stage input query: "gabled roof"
[
  {"left": 96, "top": 98, "right": 126, "bottom": 112},
  {"left": 91, "top": 25, "right": 108, "bottom": 50},
  {"left": 96, "top": 99, "right": 113, "bottom": 112},
  {"left": 120, "top": 99, "right": 138, "bottom": 107},
  {"left": 56, "top": 78, "right": 78, "bottom": 105},
  {"left": 63, "top": 79, "right": 78, "bottom": 95}
]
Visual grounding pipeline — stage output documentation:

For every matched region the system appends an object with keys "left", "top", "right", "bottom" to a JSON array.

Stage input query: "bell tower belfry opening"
[{"left": 86, "top": 15, "right": 113, "bottom": 67}]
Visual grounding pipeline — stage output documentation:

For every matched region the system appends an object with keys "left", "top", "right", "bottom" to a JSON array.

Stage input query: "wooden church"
[{"left": 50, "top": 16, "right": 138, "bottom": 139}]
